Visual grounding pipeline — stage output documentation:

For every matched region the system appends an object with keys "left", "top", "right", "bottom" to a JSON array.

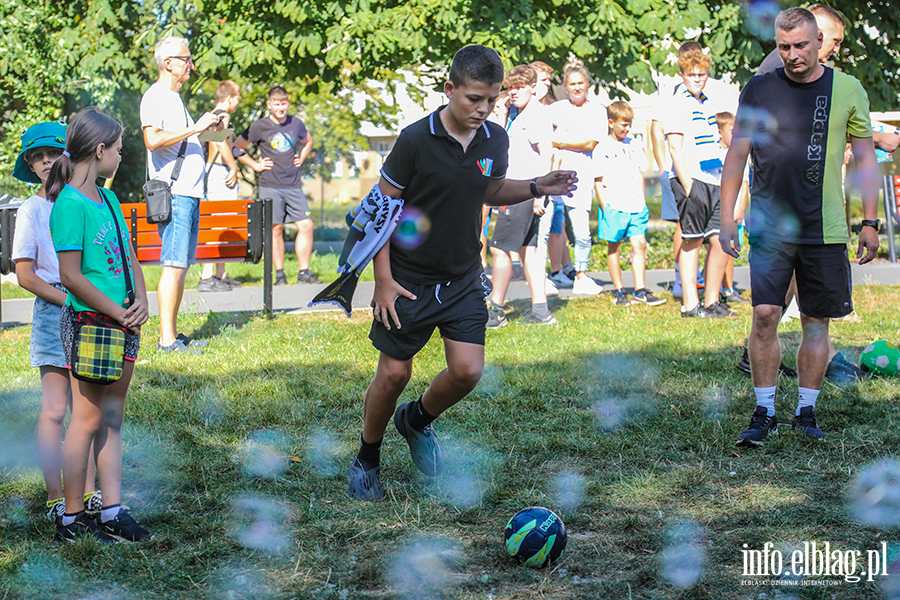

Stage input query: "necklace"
[{"left": 440, "top": 108, "right": 477, "bottom": 151}]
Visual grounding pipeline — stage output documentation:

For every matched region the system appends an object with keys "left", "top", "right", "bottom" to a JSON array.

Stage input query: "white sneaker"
[
  {"left": 548, "top": 271, "right": 574, "bottom": 288},
  {"left": 572, "top": 276, "right": 603, "bottom": 295},
  {"left": 545, "top": 278, "right": 559, "bottom": 296}
]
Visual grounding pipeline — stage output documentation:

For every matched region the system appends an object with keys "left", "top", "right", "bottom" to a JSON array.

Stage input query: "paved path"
[{"left": 4, "top": 263, "right": 900, "bottom": 329}]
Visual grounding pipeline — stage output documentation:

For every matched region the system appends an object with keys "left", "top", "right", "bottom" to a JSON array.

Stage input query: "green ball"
[{"left": 860, "top": 341, "right": 900, "bottom": 376}]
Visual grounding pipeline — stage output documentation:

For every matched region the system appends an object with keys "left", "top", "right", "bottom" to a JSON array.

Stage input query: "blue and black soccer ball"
[{"left": 504, "top": 506, "right": 567, "bottom": 568}]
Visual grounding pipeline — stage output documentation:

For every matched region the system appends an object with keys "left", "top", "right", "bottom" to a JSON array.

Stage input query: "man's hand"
[
  {"left": 252, "top": 157, "right": 274, "bottom": 173},
  {"left": 535, "top": 171, "right": 578, "bottom": 198},
  {"left": 195, "top": 111, "right": 221, "bottom": 133},
  {"left": 857, "top": 226, "right": 879, "bottom": 265},
  {"left": 293, "top": 154, "right": 303, "bottom": 168},
  {"left": 718, "top": 219, "right": 741, "bottom": 259},
  {"left": 371, "top": 278, "right": 417, "bottom": 331},
  {"left": 225, "top": 169, "right": 238, "bottom": 188}
]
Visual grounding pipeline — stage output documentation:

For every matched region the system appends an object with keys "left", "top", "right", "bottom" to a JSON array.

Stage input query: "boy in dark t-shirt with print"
[
  {"left": 348, "top": 45, "right": 577, "bottom": 501},
  {"left": 235, "top": 86, "right": 319, "bottom": 285}
]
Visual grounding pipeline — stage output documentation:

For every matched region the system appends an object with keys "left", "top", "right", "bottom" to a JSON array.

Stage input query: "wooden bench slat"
[{"left": 135, "top": 230, "right": 250, "bottom": 246}]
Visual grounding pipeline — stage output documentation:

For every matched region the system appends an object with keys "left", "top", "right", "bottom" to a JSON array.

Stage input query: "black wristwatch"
[
  {"left": 530, "top": 178, "right": 540, "bottom": 198},
  {"left": 861, "top": 219, "right": 880, "bottom": 230}
]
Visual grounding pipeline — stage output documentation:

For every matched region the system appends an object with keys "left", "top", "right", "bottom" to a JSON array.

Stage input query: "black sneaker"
[
  {"left": 705, "top": 301, "right": 738, "bottom": 318},
  {"left": 176, "top": 333, "right": 209, "bottom": 348},
  {"left": 99, "top": 508, "right": 154, "bottom": 542},
  {"left": 348, "top": 459, "right": 384, "bottom": 501},
  {"left": 611, "top": 289, "right": 633, "bottom": 306},
  {"left": 735, "top": 347, "right": 797, "bottom": 378},
  {"left": 792, "top": 406, "right": 824, "bottom": 439},
  {"left": 56, "top": 512, "right": 117, "bottom": 544},
  {"left": 197, "top": 276, "right": 231, "bottom": 292},
  {"left": 721, "top": 288, "right": 750, "bottom": 303},
  {"left": 394, "top": 401, "right": 445, "bottom": 476},
  {"left": 825, "top": 352, "right": 870, "bottom": 384},
  {"left": 297, "top": 270, "right": 323, "bottom": 284},
  {"left": 274, "top": 272, "right": 288, "bottom": 286},
  {"left": 486, "top": 305, "right": 508, "bottom": 329},
  {"left": 632, "top": 289, "right": 666, "bottom": 306},
  {"left": 220, "top": 274, "right": 242, "bottom": 288},
  {"left": 737, "top": 406, "right": 778, "bottom": 447},
  {"left": 681, "top": 304, "right": 714, "bottom": 318},
  {"left": 157, "top": 339, "right": 203, "bottom": 355}
]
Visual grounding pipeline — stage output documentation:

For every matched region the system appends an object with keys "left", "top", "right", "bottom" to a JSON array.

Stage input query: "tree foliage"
[{"left": 1, "top": 0, "right": 897, "bottom": 199}]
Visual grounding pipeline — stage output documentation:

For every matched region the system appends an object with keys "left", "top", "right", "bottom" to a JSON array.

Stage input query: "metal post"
[
  {"left": 263, "top": 198, "right": 273, "bottom": 315},
  {"left": 884, "top": 175, "right": 897, "bottom": 263}
]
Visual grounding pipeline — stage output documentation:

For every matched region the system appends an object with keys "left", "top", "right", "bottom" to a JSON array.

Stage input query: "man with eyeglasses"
[{"left": 140, "top": 36, "right": 223, "bottom": 354}]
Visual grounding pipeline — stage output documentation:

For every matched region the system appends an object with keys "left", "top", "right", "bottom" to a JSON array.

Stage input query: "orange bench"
[{"left": 120, "top": 198, "right": 273, "bottom": 313}]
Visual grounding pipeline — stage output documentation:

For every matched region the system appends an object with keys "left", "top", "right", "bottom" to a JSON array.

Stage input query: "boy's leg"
[
  {"left": 362, "top": 353, "right": 413, "bottom": 446},
  {"left": 489, "top": 247, "right": 512, "bottom": 307},
  {"left": 273, "top": 224, "right": 286, "bottom": 271},
  {"left": 630, "top": 235, "right": 647, "bottom": 291},
  {"left": 295, "top": 218, "right": 314, "bottom": 271},
  {"left": 679, "top": 238, "right": 702, "bottom": 310},
  {"left": 522, "top": 245, "right": 547, "bottom": 305},
  {"left": 158, "top": 266, "right": 187, "bottom": 346},
  {"left": 703, "top": 235, "right": 728, "bottom": 310},
  {"left": 607, "top": 241, "right": 623, "bottom": 290},
  {"left": 420, "top": 339, "right": 485, "bottom": 417}
]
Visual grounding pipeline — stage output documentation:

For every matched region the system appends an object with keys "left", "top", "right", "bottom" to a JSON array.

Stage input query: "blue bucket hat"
[{"left": 13, "top": 121, "right": 67, "bottom": 184}]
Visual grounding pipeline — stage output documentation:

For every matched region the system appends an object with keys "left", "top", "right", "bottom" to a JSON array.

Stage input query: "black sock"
[
  {"left": 550, "top": 270, "right": 560, "bottom": 276},
  {"left": 356, "top": 435, "right": 382, "bottom": 471},
  {"left": 408, "top": 396, "right": 436, "bottom": 431}
]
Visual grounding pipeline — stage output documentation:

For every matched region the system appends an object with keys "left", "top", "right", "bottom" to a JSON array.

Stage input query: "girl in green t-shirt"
[{"left": 46, "top": 107, "right": 153, "bottom": 544}]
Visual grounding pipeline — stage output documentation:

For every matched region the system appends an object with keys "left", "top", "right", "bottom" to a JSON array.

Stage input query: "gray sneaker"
[
  {"left": 394, "top": 401, "right": 445, "bottom": 476},
  {"left": 197, "top": 276, "right": 231, "bottom": 292},
  {"left": 348, "top": 460, "right": 384, "bottom": 501},
  {"left": 520, "top": 310, "right": 558, "bottom": 325},
  {"left": 486, "top": 305, "right": 508, "bottom": 329}
]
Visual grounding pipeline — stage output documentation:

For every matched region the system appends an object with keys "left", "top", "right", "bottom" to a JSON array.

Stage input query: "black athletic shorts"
[
  {"left": 749, "top": 241, "right": 852, "bottom": 319},
  {"left": 369, "top": 268, "right": 492, "bottom": 361},
  {"left": 490, "top": 202, "right": 538, "bottom": 251},
  {"left": 670, "top": 178, "right": 721, "bottom": 240}
]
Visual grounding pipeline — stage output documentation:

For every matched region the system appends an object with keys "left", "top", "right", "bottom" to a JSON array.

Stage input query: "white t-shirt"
[
  {"left": 548, "top": 99, "right": 606, "bottom": 209},
  {"left": 140, "top": 82, "right": 206, "bottom": 198},
  {"left": 11, "top": 194, "right": 60, "bottom": 284},
  {"left": 594, "top": 137, "right": 647, "bottom": 213},
  {"left": 664, "top": 88, "right": 723, "bottom": 186},
  {"left": 506, "top": 102, "right": 552, "bottom": 180}
]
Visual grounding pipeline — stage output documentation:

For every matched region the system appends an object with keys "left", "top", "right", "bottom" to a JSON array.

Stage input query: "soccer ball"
[
  {"left": 504, "top": 507, "right": 567, "bottom": 568},
  {"left": 860, "top": 341, "right": 900, "bottom": 376}
]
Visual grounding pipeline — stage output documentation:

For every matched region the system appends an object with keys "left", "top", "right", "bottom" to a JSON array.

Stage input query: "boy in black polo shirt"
[{"left": 348, "top": 45, "right": 577, "bottom": 501}]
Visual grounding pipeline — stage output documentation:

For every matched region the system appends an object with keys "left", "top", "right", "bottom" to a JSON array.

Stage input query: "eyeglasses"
[{"left": 168, "top": 55, "right": 194, "bottom": 66}]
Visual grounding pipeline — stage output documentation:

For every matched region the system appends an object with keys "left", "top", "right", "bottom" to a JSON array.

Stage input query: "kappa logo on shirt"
[{"left": 477, "top": 158, "right": 493, "bottom": 177}]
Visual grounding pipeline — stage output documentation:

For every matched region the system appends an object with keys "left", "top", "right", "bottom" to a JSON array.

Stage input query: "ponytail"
[
  {"left": 45, "top": 152, "right": 72, "bottom": 201},
  {"left": 45, "top": 106, "right": 123, "bottom": 201}
]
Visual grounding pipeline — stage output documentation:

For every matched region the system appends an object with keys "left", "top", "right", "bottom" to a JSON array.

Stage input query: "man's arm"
[
  {"left": 234, "top": 135, "right": 273, "bottom": 173},
  {"left": 850, "top": 134, "right": 881, "bottom": 264},
  {"left": 142, "top": 111, "right": 221, "bottom": 152},
  {"left": 667, "top": 133, "right": 693, "bottom": 197},
  {"left": 484, "top": 171, "right": 577, "bottom": 207},
  {"left": 293, "top": 132, "right": 313, "bottom": 168},
  {"left": 650, "top": 120, "right": 667, "bottom": 172},
  {"left": 719, "top": 136, "right": 752, "bottom": 258},
  {"left": 552, "top": 139, "right": 598, "bottom": 152}
]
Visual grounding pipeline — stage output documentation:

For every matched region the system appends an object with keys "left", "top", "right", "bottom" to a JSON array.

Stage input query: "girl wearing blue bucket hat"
[{"left": 11, "top": 121, "right": 103, "bottom": 526}]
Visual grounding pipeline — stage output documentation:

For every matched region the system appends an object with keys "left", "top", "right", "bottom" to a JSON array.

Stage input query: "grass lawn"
[{"left": 2, "top": 279, "right": 900, "bottom": 599}]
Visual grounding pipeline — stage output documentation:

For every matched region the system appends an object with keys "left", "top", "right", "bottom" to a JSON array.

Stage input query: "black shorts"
[
  {"left": 749, "top": 241, "right": 852, "bottom": 319},
  {"left": 670, "top": 178, "right": 721, "bottom": 240},
  {"left": 369, "top": 268, "right": 492, "bottom": 361},
  {"left": 490, "top": 202, "right": 538, "bottom": 251}
]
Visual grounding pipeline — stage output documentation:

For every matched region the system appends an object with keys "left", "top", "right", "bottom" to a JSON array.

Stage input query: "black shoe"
[
  {"left": 220, "top": 274, "right": 242, "bottom": 288},
  {"left": 825, "top": 352, "right": 870, "bottom": 384},
  {"left": 348, "top": 459, "right": 384, "bottom": 501},
  {"left": 99, "top": 508, "right": 154, "bottom": 542},
  {"left": 736, "top": 348, "right": 797, "bottom": 378},
  {"left": 721, "top": 289, "right": 750, "bottom": 303},
  {"left": 176, "top": 333, "right": 209, "bottom": 348},
  {"left": 297, "top": 270, "right": 322, "bottom": 284},
  {"left": 611, "top": 289, "right": 633, "bottom": 306},
  {"left": 681, "top": 304, "right": 714, "bottom": 318},
  {"left": 632, "top": 289, "right": 666, "bottom": 306},
  {"left": 274, "top": 272, "right": 288, "bottom": 286},
  {"left": 736, "top": 406, "right": 778, "bottom": 447},
  {"left": 197, "top": 276, "right": 231, "bottom": 292},
  {"left": 705, "top": 301, "right": 738, "bottom": 318},
  {"left": 56, "top": 512, "right": 117, "bottom": 544},
  {"left": 791, "top": 406, "right": 825, "bottom": 439}
]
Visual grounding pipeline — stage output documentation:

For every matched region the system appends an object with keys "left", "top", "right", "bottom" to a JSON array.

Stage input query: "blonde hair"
[
  {"left": 215, "top": 80, "right": 240, "bottom": 102},
  {"left": 607, "top": 101, "right": 634, "bottom": 122},
  {"left": 677, "top": 50, "right": 711, "bottom": 74},
  {"left": 506, "top": 65, "right": 536, "bottom": 89}
]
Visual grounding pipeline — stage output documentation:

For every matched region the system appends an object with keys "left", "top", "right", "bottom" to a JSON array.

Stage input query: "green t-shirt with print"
[{"left": 49, "top": 185, "right": 134, "bottom": 313}]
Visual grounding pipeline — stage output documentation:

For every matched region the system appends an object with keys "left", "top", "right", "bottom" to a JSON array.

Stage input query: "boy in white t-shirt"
[{"left": 594, "top": 101, "right": 666, "bottom": 307}]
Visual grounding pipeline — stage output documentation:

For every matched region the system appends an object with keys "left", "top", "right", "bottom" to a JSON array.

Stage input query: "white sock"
[
  {"left": 101, "top": 504, "right": 121, "bottom": 523},
  {"left": 796, "top": 387, "right": 820, "bottom": 415},
  {"left": 61, "top": 513, "right": 78, "bottom": 526},
  {"left": 754, "top": 386, "right": 777, "bottom": 416}
]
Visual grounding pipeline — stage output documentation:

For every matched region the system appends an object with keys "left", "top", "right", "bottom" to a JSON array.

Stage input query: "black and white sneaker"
[
  {"left": 681, "top": 304, "right": 714, "bottom": 318},
  {"left": 56, "top": 512, "right": 117, "bottom": 544},
  {"left": 611, "top": 289, "right": 633, "bottom": 306},
  {"left": 736, "top": 406, "right": 778, "bottom": 447},
  {"left": 486, "top": 304, "right": 508, "bottom": 329},
  {"left": 792, "top": 406, "right": 825, "bottom": 439},
  {"left": 632, "top": 289, "right": 666, "bottom": 306},
  {"left": 705, "top": 302, "right": 738, "bottom": 318},
  {"left": 99, "top": 508, "right": 154, "bottom": 542}
]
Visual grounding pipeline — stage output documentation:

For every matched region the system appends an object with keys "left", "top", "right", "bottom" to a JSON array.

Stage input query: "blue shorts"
[
  {"left": 30, "top": 285, "right": 67, "bottom": 368},
  {"left": 158, "top": 194, "right": 200, "bottom": 268},
  {"left": 550, "top": 202, "right": 565, "bottom": 234},
  {"left": 597, "top": 205, "right": 649, "bottom": 243},
  {"left": 659, "top": 170, "right": 679, "bottom": 222}
]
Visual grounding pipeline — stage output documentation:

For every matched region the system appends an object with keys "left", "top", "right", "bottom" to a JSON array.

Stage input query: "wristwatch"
[
  {"left": 861, "top": 219, "right": 880, "bottom": 230},
  {"left": 530, "top": 178, "right": 540, "bottom": 198}
]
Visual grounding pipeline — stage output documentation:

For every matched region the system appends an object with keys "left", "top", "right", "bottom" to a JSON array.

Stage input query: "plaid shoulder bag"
[{"left": 71, "top": 189, "right": 136, "bottom": 385}]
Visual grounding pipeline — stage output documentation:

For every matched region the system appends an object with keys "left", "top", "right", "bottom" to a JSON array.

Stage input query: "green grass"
[{"left": 2, "top": 281, "right": 900, "bottom": 599}]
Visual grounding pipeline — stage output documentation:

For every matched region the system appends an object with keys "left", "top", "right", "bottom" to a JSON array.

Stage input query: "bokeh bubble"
[
  {"left": 850, "top": 459, "right": 900, "bottom": 527},
  {"left": 735, "top": 105, "right": 778, "bottom": 147},
  {"left": 389, "top": 536, "right": 462, "bottom": 599},
  {"left": 229, "top": 494, "right": 291, "bottom": 554},
  {"left": 553, "top": 470, "right": 586, "bottom": 512},
  {"left": 586, "top": 354, "right": 658, "bottom": 432},
  {"left": 660, "top": 520, "right": 706, "bottom": 588},
  {"left": 239, "top": 430, "right": 288, "bottom": 480},
  {"left": 434, "top": 433, "right": 500, "bottom": 508},
  {"left": 702, "top": 385, "right": 729, "bottom": 423},
  {"left": 210, "top": 561, "right": 277, "bottom": 600},
  {"left": 305, "top": 426, "right": 341, "bottom": 477},
  {"left": 592, "top": 395, "right": 654, "bottom": 433},
  {"left": 14, "top": 551, "right": 72, "bottom": 591},
  {"left": 742, "top": 0, "right": 781, "bottom": 39},
  {"left": 476, "top": 364, "right": 504, "bottom": 398},
  {"left": 392, "top": 208, "right": 431, "bottom": 249},
  {"left": 195, "top": 386, "right": 226, "bottom": 427},
  {"left": 121, "top": 425, "right": 173, "bottom": 514}
]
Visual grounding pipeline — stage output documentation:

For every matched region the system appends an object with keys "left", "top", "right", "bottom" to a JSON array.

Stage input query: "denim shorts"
[
  {"left": 550, "top": 202, "right": 565, "bottom": 234},
  {"left": 157, "top": 194, "right": 200, "bottom": 268},
  {"left": 30, "top": 284, "right": 67, "bottom": 368}
]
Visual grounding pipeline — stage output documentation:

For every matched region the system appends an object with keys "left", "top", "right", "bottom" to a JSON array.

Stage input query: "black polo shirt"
[{"left": 381, "top": 107, "right": 509, "bottom": 284}]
